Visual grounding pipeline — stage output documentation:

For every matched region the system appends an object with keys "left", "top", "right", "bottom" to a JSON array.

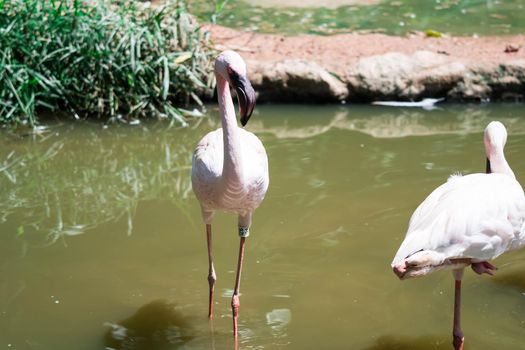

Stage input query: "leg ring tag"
[{"left": 239, "top": 227, "right": 250, "bottom": 238}]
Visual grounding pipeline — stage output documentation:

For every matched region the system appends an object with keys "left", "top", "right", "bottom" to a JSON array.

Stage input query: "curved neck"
[
  {"left": 487, "top": 147, "right": 515, "bottom": 178},
  {"left": 217, "top": 75, "right": 243, "bottom": 182}
]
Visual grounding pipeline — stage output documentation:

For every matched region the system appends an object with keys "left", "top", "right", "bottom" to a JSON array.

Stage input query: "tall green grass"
[{"left": 0, "top": 0, "right": 215, "bottom": 126}]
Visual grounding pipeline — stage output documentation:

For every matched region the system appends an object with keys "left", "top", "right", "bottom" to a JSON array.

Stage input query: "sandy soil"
[{"left": 208, "top": 25, "right": 525, "bottom": 75}]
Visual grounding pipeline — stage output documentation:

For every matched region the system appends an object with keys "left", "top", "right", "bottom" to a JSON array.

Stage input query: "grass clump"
[{"left": 0, "top": 0, "right": 215, "bottom": 126}]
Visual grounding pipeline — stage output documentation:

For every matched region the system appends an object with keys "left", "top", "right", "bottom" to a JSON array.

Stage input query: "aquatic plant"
[{"left": 0, "top": 0, "right": 215, "bottom": 126}]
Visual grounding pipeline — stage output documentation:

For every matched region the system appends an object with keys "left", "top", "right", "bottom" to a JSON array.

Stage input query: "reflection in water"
[
  {"left": 266, "top": 308, "right": 292, "bottom": 337},
  {"left": 249, "top": 105, "right": 525, "bottom": 139},
  {"left": 104, "top": 300, "right": 195, "bottom": 350},
  {"left": 363, "top": 335, "right": 449, "bottom": 350},
  {"left": 318, "top": 226, "right": 348, "bottom": 247},
  {"left": 1, "top": 104, "right": 523, "bottom": 249},
  {"left": 1, "top": 104, "right": 525, "bottom": 350},
  {"left": 0, "top": 123, "right": 197, "bottom": 248}
]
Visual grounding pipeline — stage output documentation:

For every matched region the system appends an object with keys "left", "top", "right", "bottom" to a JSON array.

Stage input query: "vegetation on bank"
[
  {"left": 190, "top": 0, "right": 525, "bottom": 36},
  {"left": 0, "top": 0, "right": 215, "bottom": 126}
]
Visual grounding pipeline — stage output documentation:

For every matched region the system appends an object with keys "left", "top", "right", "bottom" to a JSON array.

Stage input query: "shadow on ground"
[
  {"left": 363, "top": 334, "right": 450, "bottom": 350},
  {"left": 104, "top": 299, "right": 195, "bottom": 350}
]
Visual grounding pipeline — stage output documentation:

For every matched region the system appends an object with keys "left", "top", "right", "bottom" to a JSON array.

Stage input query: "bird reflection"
[
  {"left": 104, "top": 300, "right": 195, "bottom": 350},
  {"left": 247, "top": 107, "right": 525, "bottom": 139},
  {"left": 363, "top": 335, "right": 449, "bottom": 350}
]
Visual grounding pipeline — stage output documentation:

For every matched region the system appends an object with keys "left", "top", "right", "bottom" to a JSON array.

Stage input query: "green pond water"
[
  {"left": 190, "top": 0, "right": 525, "bottom": 36},
  {"left": 2, "top": 104, "right": 525, "bottom": 349}
]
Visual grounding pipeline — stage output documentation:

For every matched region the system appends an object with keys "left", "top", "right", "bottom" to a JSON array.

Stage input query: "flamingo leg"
[
  {"left": 452, "top": 269, "right": 465, "bottom": 350},
  {"left": 232, "top": 236, "right": 247, "bottom": 339},
  {"left": 206, "top": 224, "right": 217, "bottom": 319}
]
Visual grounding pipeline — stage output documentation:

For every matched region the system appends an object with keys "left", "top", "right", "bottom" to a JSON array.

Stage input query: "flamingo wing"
[
  {"left": 191, "top": 129, "right": 224, "bottom": 206},
  {"left": 240, "top": 129, "right": 270, "bottom": 207}
]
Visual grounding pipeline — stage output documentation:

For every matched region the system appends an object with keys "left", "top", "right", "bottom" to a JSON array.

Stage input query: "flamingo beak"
[
  {"left": 486, "top": 157, "right": 492, "bottom": 174},
  {"left": 230, "top": 72, "right": 256, "bottom": 126}
]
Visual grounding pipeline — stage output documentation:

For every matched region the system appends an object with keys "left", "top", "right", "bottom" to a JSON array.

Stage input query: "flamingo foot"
[
  {"left": 232, "top": 294, "right": 240, "bottom": 338},
  {"left": 453, "top": 331, "right": 464, "bottom": 350},
  {"left": 471, "top": 261, "right": 497, "bottom": 276}
]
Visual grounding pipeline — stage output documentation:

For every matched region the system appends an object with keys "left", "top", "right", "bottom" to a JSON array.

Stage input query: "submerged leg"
[
  {"left": 452, "top": 269, "right": 465, "bottom": 350},
  {"left": 232, "top": 229, "right": 248, "bottom": 339},
  {"left": 206, "top": 224, "right": 217, "bottom": 319}
]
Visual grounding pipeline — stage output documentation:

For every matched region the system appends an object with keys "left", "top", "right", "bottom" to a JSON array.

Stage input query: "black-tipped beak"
[
  {"left": 486, "top": 158, "right": 492, "bottom": 174},
  {"left": 230, "top": 72, "right": 256, "bottom": 126}
]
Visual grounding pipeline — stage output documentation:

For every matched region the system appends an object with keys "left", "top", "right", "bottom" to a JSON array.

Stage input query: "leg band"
[{"left": 239, "top": 227, "right": 250, "bottom": 238}]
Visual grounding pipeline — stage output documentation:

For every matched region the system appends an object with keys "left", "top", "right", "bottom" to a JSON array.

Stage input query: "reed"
[{"left": 0, "top": 0, "right": 215, "bottom": 126}]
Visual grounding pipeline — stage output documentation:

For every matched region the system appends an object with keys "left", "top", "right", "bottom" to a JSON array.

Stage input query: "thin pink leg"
[
  {"left": 206, "top": 224, "right": 217, "bottom": 319},
  {"left": 452, "top": 269, "right": 465, "bottom": 350},
  {"left": 232, "top": 237, "right": 246, "bottom": 339}
]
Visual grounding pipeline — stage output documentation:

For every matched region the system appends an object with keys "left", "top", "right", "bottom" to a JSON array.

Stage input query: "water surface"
[
  {"left": 190, "top": 0, "right": 525, "bottom": 36},
  {"left": 1, "top": 104, "right": 525, "bottom": 349}
]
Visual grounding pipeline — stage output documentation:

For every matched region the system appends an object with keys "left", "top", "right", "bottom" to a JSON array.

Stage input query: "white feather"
[
  {"left": 192, "top": 127, "right": 269, "bottom": 216},
  {"left": 392, "top": 121, "right": 525, "bottom": 278},
  {"left": 393, "top": 173, "right": 525, "bottom": 270}
]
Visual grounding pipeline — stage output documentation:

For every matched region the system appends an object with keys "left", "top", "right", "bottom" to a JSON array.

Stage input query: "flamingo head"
[
  {"left": 215, "top": 50, "right": 256, "bottom": 126},
  {"left": 484, "top": 121, "right": 508, "bottom": 173}
]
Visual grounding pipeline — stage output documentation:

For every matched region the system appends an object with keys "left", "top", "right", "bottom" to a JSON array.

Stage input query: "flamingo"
[
  {"left": 191, "top": 51, "right": 269, "bottom": 338},
  {"left": 392, "top": 121, "right": 525, "bottom": 350}
]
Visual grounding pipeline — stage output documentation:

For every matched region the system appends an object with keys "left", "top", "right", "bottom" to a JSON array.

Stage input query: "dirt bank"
[{"left": 208, "top": 25, "right": 525, "bottom": 102}]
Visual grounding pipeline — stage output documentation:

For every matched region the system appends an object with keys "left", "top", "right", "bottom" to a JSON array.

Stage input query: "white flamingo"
[
  {"left": 392, "top": 121, "right": 525, "bottom": 350},
  {"left": 191, "top": 51, "right": 269, "bottom": 338}
]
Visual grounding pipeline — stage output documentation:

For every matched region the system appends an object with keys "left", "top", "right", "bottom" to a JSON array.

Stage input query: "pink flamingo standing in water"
[
  {"left": 392, "top": 121, "right": 525, "bottom": 350},
  {"left": 191, "top": 51, "right": 269, "bottom": 338}
]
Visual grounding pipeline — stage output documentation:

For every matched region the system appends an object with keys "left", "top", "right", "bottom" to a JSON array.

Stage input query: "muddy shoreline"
[{"left": 208, "top": 25, "right": 525, "bottom": 103}]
